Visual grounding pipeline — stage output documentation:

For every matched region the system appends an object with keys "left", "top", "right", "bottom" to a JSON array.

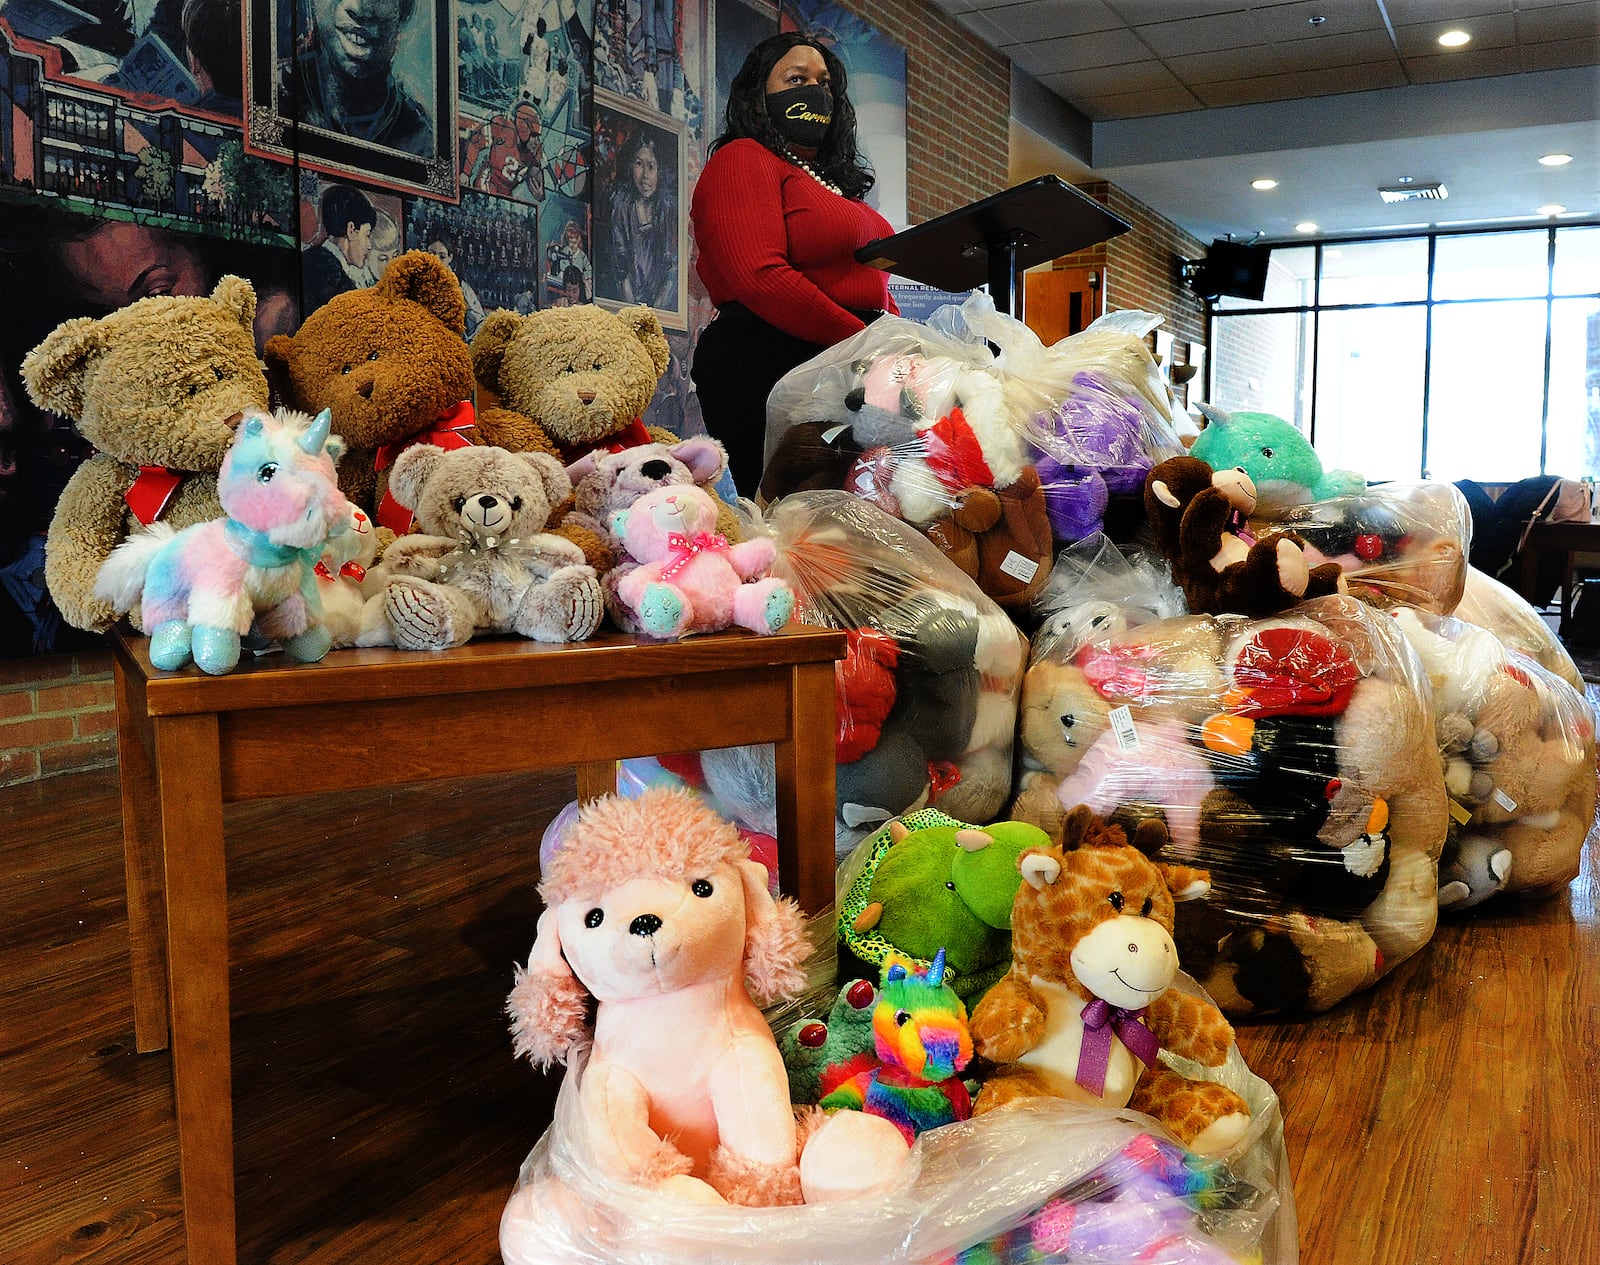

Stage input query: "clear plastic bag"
[
  {"left": 1391, "top": 606, "right": 1596, "bottom": 909},
  {"left": 761, "top": 317, "right": 1053, "bottom": 613},
  {"left": 1010, "top": 574, "right": 1448, "bottom": 1017},
  {"left": 1256, "top": 480, "right": 1472, "bottom": 614},
  {"left": 1452, "top": 565, "right": 1585, "bottom": 691}
]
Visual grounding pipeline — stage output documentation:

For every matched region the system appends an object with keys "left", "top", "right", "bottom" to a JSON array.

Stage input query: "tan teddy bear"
[
  {"left": 263, "top": 250, "right": 484, "bottom": 537},
  {"left": 22, "top": 276, "right": 271, "bottom": 633},
  {"left": 469, "top": 303, "right": 672, "bottom": 466},
  {"left": 378, "top": 443, "right": 603, "bottom": 650}
]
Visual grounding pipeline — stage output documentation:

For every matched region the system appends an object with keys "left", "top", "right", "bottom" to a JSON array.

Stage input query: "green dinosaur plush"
[
  {"left": 836, "top": 809, "right": 1051, "bottom": 1004},
  {"left": 777, "top": 977, "right": 878, "bottom": 1106},
  {"left": 1191, "top": 403, "right": 1364, "bottom": 513}
]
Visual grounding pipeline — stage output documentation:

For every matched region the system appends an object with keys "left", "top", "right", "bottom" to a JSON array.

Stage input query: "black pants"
[{"left": 691, "top": 302, "right": 879, "bottom": 498}]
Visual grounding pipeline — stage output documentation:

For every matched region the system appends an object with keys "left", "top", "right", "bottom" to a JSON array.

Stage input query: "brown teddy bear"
[
  {"left": 378, "top": 443, "right": 603, "bottom": 650},
  {"left": 468, "top": 302, "right": 672, "bottom": 465},
  {"left": 1144, "top": 454, "right": 1344, "bottom": 618},
  {"left": 968, "top": 806, "right": 1252, "bottom": 1156},
  {"left": 263, "top": 250, "right": 485, "bottom": 537},
  {"left": 923, "top": 466, "right": 1055, "bottom": 613},
  {"left": 22, "top": 277, "right": 271, "bottom": 633}
]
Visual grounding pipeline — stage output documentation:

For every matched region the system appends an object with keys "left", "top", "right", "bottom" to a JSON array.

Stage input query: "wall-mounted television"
[{"left": 1188, "top": 239, "right": 1273, "bottom": 301}]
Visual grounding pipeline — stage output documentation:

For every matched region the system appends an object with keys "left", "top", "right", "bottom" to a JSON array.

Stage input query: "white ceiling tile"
[
  {"left": 1008, "top": 26, "right": 1154, "bottom": 71},
  {"left": 1043, "top": 60, "right": 1184, "bottom": 96},
  {"left": 1402, "top": 47, "right": 1525, "bottom": 83},
  {"left": 1248, "top": 0, "right": 1389, "bottom": 41},
  {"left": 955, "top": 8, "right": 1014, "bottom": 45},
  {"left": 1381, "top": 0, "right": 1511, "bottom": 22},
  {"left": 1273, "top": 29, "right": 1402, "bottom": 72},
  {"left": 1135, "top": 10, "right": 1264, "bottom": 56},
  {"left": 1165, "top": 45, "right": 1287, "bottom": 83},
  {"left": 1072, "top": 83, "right": 1208, "bottom": 120},
  {"left": 1104, "top": 1, "right": 1247, "bottom": 22},
  {"left": 1517, "top": 3, "right": 1600, "bottom": 41},
  {"left": 980, "top": 0, "right": 1124, "bottom": 43},
  {"left": 1519, "top": 36, "right": 1600, "bottom": 70}
]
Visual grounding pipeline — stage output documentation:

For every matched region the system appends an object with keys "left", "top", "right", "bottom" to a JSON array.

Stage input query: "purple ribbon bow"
[
  {"left": 661, "top": 530, "right": 729, "bottom": 580},
  {"left": 1076, "top": 998, "right": 1160, "bottom": 1097}
]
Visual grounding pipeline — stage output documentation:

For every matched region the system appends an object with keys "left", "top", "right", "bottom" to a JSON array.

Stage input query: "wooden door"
[{"left": 1023, "top": 267, "right": 1104, "bottom": 344}]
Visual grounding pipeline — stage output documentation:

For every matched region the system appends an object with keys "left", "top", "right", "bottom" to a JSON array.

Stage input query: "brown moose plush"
[
  {"left": 1143, "top": 454, "right": 1343, "bottom": 618},
  {"left": 969, "top": 805, "right": 1252, "bottom": 1155}
]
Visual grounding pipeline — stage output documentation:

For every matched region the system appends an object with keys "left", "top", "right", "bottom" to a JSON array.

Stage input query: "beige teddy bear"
[
  {"left": 21, "top": 277, "right": 271, "bottom": 633},
  {"left": 378, "top": 444, "right": 604, "bottom": 650},
  {"left": 469, "top": 303, "right": 672, "bottom": 465}
]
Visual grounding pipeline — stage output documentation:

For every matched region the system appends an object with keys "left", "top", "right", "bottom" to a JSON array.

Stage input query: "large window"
[{"left": 1206, "top": 224, "right": 1600, "bottom": 483}]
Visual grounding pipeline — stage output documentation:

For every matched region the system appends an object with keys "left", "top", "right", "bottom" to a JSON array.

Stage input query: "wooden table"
[
  {"left": 1517, "top": 518, "right": 1600, "bottom": 636},
  {"left": 109, "top": 623, "right": 845, "bottom": 1265}
]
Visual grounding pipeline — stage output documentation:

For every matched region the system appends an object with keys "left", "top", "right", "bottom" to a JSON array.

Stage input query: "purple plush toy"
[{"left": 1033, "top": 372, "right": 1160, "bottom": 543}]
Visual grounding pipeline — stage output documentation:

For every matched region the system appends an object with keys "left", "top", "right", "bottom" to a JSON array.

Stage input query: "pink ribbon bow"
[
  {"left": 1076, "top": 998, "right": 1160, "bottom": 1097},
  {"left": 660, "top": 530, "right": 729, "bottom": 579}
]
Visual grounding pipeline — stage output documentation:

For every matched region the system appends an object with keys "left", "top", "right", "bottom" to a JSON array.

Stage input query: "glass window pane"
[
  {"left": 1314, "top": 307, "right": 1425, "bottom": 481},
  {"left": 1319, "top": 238, "right": 1429, "bottom": 305},
  {"left": 1553, "top": 226, "right": 1600, "bottom": 297},
  {"left": 1544, "top": 296, "right": 1600, "bottom": 479},
  {"left": 1209, "top": 311, "right": 1311, "bottom": 429},
  {"left": 1433, "top": 230, "right": 1550, "bottom": 300},
  {"left": 1214, "top": 245, "right": 1315, "bottom": 311},
  {"left": 1426, "top": 300, "right": 1547, "bottom": 481}
]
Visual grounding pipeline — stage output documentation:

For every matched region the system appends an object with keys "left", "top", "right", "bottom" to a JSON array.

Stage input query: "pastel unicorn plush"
[
  {"left": 817, "top": 949, "right": 974, "bottom": 1144},
  {"left": 94, "top": 408, "right": 351, "bottom": 674},
  {"left": 609, "top": 485, "right": 795, "bottom": 639}
]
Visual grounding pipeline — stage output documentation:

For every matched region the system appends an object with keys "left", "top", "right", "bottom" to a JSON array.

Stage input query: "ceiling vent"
[{"left": 1379, "top": 182, "right": 1448, "bottom": 203}]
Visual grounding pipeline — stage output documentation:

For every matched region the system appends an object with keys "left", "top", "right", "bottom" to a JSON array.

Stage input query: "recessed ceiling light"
[
  {"left": 1394, "top": 175, "right": 1415, "bottom": 184},
  {"left": 1295, "top": 222, "right": 1318, "bottom": 234},
  {"left": 1537, "top": 204, "right": 1567, "bottom": 217},
  {"left": 1438, "top": 30, "right": 1470, "bottom": 48},
  {"left": 1539, "top": 153, "right": 1573, "bottom": 167},
  {"left": 1252, "top": 178, "right": 1278, "bottom": 191}
]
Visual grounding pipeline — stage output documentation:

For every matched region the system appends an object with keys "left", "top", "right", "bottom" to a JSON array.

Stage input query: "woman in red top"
[{"left": 690, "top": 32, "right": 897, "bottom": 495}]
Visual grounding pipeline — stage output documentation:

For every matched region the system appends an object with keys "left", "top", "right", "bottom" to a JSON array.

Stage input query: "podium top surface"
[{"left": 855, "top": 175, "right": 1131, "bottom": 292}]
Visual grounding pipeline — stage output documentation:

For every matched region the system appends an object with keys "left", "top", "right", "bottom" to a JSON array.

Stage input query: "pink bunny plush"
[{"left": 610, "top": 485, "right": 795, "bottom": 639}]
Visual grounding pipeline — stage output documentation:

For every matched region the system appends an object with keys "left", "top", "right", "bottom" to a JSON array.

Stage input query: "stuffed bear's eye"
[
  {"left": 584, "top": 908, "right": 604, "bottom": 928},
  {"left": 256, "top": 462, "right": 278, "bottom": 484},
  {"left": 894, "top": 1010, "right": 910, "bottom": 1027},
  {"left": 945, "top": 881, "right": 956, "bottom": 891},
  {"left": 340, "top": 363, "right": 353, "bottom": 374},
  {"left": 1141, "top": 896, "right": 1154, "bottom": 916},
  {"left": 510, "top": 496, "right": 523, "bottom": 513},
  {"left": 692, "top": 879, "right": 713, "bottom": 898},
  {"left": 367, "top": 350, "right": 380, "bottom": 361},
  {"left": 451, "top": 495, "right": 467, "bottom": 512},
  {"left": 213, "top": 366, "right": 225, "bottom": 381},
  {"left": 1061, "top": 715, "right": 1075, "bottom": 728},
  {"left": 1109, "top": 891, "right": 1124, "bottom": 912},
  {"left": 186, "top": 382, "right": 201, "bottom": 396},
  {"left": 1261, "top": 447, "right": 1274, "bottom": 458},
  {"left": 592, "top": 361, "right": 602, "bottom": 371}
]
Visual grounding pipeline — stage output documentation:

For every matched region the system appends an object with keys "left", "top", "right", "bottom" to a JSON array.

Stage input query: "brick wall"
[
  {"left": 0, "top": 650, "right": 116, "bottom": 786},
  {"left": 835, "top": 0, "right": 1011, "bottom": 220}
]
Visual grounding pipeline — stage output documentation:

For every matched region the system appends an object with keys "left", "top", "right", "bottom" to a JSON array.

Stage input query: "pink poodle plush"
[{"left": 610, "top": 485, "right": 795, "bottom": 639}]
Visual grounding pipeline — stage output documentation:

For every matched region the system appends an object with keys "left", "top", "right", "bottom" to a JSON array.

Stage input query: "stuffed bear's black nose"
[
  {"left": 629, "top": 914, "right": 663, "bottom": 937},
  {"left": 844, "top": 387, "right": 865, "bottom": 412},
  {"left": 639, "top": 459, "right": 671, "bottom": 480},
  {"left": 477, "top": 495, "right": 499, "bottom": 510}
]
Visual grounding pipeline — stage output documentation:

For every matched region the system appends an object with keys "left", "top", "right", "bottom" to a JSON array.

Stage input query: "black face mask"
[{"left": 765, "top": 83, "right": 833, "bottom": 148}]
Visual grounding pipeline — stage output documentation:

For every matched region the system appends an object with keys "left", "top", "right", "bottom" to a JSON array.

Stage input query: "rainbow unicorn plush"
[
  {"left": 95, "top": 408, "right": 352, "bottom": 675},
  {"left": 817, "top": 949, "right": 974, "bottom": 1144}
]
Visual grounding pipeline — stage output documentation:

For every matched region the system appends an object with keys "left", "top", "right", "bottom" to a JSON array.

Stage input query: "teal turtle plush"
[
  {"left": 836, "top": 809, "right": 1052, "bottom": 1004},
  {"left": 1190, "top": 403, "right": 1364, "bottom": 513},
  {"left": 779, "top": 977, "right": 879, "bottom": 1105}
]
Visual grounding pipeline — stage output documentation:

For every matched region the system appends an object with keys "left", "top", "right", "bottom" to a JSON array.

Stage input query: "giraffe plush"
[{"left": 969, "top": 806, "right": 1251, "bottom": 1156}]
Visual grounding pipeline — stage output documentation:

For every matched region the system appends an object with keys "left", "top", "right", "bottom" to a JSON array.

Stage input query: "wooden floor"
[{"left": 3, "top": 747, "right": 1598, "bottom": 1264}]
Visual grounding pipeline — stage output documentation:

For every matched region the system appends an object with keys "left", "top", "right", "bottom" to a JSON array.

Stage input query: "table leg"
[
  {"left": 155, "top": 712, "right": 238, "bottom": 1265},
  {"left": 774, "top": 660, "right": 838, "bottom": 916},
  {"left": 114, "top": 657, "right": 171, "bottom": 1053}
]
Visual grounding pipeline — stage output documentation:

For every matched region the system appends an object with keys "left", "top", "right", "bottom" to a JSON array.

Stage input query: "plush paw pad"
[
  {"left": 149, "top": 621, "right": 194, "bottom": 671},
  {"left": 192, "top": 625, "right": 242, "bottom": 675},
  {"left": 279, "top": 624, "right": 333, "bottom": 663},
  {"left": 639, "top": 583, "right": 685, "bottom": 637},
  {"left": 384, "top": 580, "right": 452, "bottom": 651},
  {"left": 1274, "top": 537, "right": 1310, "bottom": 597},
  {"left": 763, "top": 586, "right": 795, "bottom": 633},
  {"left": 559, "top": 574, "right": 604, "bottom": 641}
]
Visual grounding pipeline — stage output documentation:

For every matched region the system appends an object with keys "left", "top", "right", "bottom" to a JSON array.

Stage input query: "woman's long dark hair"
[{"left": 710, "top": 32, "right": 875, "bottom": 201}]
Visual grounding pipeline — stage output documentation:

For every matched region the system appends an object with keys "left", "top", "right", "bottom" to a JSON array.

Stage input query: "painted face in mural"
[
  {"left": 342, "top": 220, "right": 374, "bottom": 269},
  {"left": 312, "top": 0, "right": 407, "bottom": 83},
  {"left": 631, "top": 142, "right": 659, "bottom": 200},
  {"left": 52, "top": 221, "right": 208, "bottom": 311}
]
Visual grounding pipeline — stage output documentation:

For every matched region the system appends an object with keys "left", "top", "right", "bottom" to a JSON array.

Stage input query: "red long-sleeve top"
[{"left": 691, "top": 139, "right": 898, "bottom": 347}]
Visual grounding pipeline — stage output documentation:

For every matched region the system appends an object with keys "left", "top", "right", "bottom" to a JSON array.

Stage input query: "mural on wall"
[
  {"left": 244, "top": 0, "right": 459, "bottom": 198},
  {"left": 296, "top": 169, "right": 403, "bottom": 308},
  {"left": 710, "top": 0, "right": 776, "bottom": 138},
  {"left": 594, "top": 0, "right": 695, "bottom": 123},
  {"left": 405, "top": 190, "right": 541, "bottom": 338},
  {"left": 592, "top": 87, "right": 686, "bottom": 329},
  {"left": 539, "top": 191, "right": 592, "bottom": 308},
  {"left": 779, "top": 0, "right": 906, "bottom": 229}
]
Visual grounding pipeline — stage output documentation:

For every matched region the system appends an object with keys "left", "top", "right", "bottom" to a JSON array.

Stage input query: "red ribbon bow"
[
  {"left": 314, "top": 560, "right": 367, "bottom": 583},
  {"left": 374, "top": 400, "right": 477, "bottom": 535},
  {"left": 125, "top": 465, "right": 184, "bottom": 526},
  {"left": 660, "top": 530, "right": 729, "bottom": 579}
]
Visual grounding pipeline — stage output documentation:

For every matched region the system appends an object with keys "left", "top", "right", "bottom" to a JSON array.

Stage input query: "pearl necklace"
[{"left": 780, "top": 147, "right": 843, "bottom": 196}]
